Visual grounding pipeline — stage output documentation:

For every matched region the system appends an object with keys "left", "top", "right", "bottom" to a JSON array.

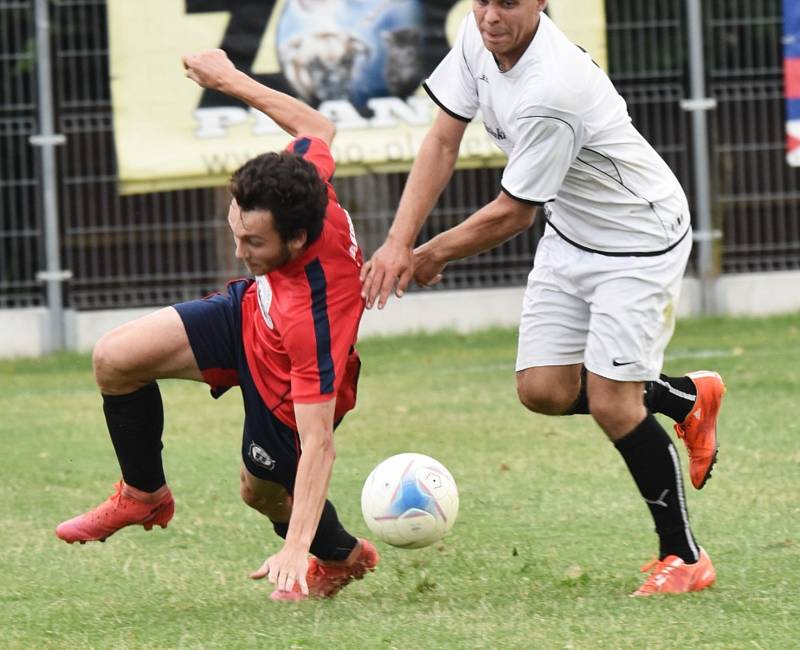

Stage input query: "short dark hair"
[{"left": 229, "top": 151, "right": 327, "bottom": 245}]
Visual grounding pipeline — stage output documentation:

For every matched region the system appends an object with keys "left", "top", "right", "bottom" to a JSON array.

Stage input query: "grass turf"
[{"left": 1, "top": 313, "right": 798, "bottom": 648}]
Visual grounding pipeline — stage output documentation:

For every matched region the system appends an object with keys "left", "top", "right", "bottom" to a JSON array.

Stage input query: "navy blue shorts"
[{"left": 173, "top": 279, "right": 302, "bottom": 491}]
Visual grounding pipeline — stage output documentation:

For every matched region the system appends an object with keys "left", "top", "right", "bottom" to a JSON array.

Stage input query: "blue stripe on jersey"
[
  {"left": 304, "top": 258, "right": 334, "bottom": 394},
  {"left": 293, "top": 137, "right": 312, "bottom": 156},
  {"left": 788, "top": 98, "right": 800, "bottom": 120}
]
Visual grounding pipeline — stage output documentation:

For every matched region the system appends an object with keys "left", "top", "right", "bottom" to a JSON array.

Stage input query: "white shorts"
[{"left": 516, "top": 228, "right": 692, "bottom": 382}]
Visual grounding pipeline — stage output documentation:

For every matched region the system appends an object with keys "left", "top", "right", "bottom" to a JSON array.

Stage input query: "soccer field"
[{"left": 2, "top": 313, "right": 798, "bottom": 649}]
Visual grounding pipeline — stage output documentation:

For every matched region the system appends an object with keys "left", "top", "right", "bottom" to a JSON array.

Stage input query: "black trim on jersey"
[
  {"left": 577, "top": 148, "right": 638, "bottom": 198},
  {"left": 575, "top": 147, "right": 671, "bottom": 242},
  {"left": 518, "top": 114, "right": 576, "bottom": 138},
  {"left": 544, "top": 217, "right": 691, "bottom": 257},
  {"left": 500, "top": 184, "right": 549, "bottom": 206},
  {"left": 422, "top": 82, "right": 472, "bottom": 123},
  {"left": 304, "top": 259, "right": 335, "bottom": 394},
  {"left": 574, "top": 43, "right": 601, "bottom": 69}
]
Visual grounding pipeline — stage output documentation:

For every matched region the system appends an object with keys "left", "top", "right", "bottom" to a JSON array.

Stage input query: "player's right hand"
[
  {"left": 360, "top": 238, "right": 415, "bottom": 310},
  {"left": 181, "top": 49, "right": 236, "bottom": 92},
  {"left": 250, "top": 544, "right": 310, "bottom": 597}
]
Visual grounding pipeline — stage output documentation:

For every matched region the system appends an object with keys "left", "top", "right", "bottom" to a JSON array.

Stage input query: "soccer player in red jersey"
[{"left": 55, "top": 49, "right": 378, "bottom": 601}]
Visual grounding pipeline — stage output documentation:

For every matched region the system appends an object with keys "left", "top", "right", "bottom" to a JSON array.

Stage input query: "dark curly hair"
[{"left": 229, "top": 151, "right": 327, "bottom": 246}]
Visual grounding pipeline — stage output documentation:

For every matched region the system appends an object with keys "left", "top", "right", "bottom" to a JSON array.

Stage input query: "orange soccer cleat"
[
  {"left": 270, "top": 538, "right": 380, "bottom": 602},
  {"left": 631, "top": 547, "right": 716, "bottom": 596},
  {"left": 674, "top": 371, "right": 726, "bottom": 489},
  {"left": 55, "top": 481, "right": 174, "bottom": 543}
]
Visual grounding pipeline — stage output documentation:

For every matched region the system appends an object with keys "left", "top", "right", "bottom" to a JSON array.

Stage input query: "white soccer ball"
[{"left": 360, "top": 453, "right": 459, "bottom": 549}]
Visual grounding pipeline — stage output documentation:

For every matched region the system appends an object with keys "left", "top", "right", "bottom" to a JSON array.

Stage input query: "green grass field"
[{"left": 2, "top": 313, "right": 799, "bottom": 649}]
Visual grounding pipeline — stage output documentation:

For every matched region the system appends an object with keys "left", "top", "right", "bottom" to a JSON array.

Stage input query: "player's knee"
[
  {"left": 516, "top": 375, "right": 573, "bottom": 415},
  {"left": 92, "top": 331, "right": 134, "bottom": 393},
  {"left": 587, "top": 399, "right": 614, "bottom": 427},
  {"left": 239, "top": 481, "right": 265, "bottom": 510},
  {"left": 240, "top": 480, "right": 291, "bottom": 520},
  {"left": 588, "top": 399, "right": 637, "bottom": 435}
]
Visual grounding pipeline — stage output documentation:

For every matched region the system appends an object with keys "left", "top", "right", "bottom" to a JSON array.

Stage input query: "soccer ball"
[{"left": 360, "top": 453, "right": 459, "bottom": 549}]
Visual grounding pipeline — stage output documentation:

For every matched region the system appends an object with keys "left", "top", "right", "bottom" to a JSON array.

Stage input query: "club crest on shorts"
[
  {"left": 255, "top": 275, "right": 274, "bottom": 329},
  {"left": 249, "top": 442, "right": 276, "bottom": 470}
]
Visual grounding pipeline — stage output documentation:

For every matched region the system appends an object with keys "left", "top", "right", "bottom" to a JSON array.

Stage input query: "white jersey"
[{"left": 424, "top": 13, "right": 691, "bottom": 255}]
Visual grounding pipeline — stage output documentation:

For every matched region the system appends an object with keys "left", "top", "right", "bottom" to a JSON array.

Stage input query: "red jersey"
[{"left": 239, "top": 136, "right": 364, "bottom": 431}]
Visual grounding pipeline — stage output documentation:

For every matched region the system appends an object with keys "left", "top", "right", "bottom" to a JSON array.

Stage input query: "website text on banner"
[{"left": 109, "top": 0, "right": 607, "bottom": 194}]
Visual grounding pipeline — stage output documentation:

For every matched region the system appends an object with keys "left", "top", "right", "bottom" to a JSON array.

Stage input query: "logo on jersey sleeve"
[{"left": 255, "top": 275, "right": 274, "bottom": 329}]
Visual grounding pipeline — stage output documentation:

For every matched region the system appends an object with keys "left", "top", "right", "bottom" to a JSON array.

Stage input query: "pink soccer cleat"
[
  {"left": 674, "top": 371, "right": 726, "bottom": 489},
  {"left": 270, "top": 538, "right": 380, "bottom": 602},
  {"left": 55, "top": 481, "right": 174, "bottom": 543},
  {"left": 631, "top": 547, "right": 716, "bottom": 596}
]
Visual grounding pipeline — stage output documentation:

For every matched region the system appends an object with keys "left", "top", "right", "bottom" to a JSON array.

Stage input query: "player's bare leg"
[
  {"left": 584, "top": 374, "right": 647, "bottom": 441},
  {"left": 93, "top": 306, "right": 203, "bottom": 394},
  {"left": 239, "top": 466, "right": 293, "bottom": 522},
  {"left": 515, "top": 364, "right": 583, "bottom": 416},
  {"left": 520, "top": 363, "right": 725, "bottom": 489},
  {"left": 55, "top": 307, "right": 200, "bottom": 543}
]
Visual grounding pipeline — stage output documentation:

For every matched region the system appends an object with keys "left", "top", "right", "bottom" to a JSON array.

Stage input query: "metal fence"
[{"left": 0, "top": 0, "right": 796, "bottom": 312}]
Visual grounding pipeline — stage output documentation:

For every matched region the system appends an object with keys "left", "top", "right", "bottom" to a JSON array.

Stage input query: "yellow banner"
[{"left": 109, "top": 0, "right": 607, "bottom": 194}]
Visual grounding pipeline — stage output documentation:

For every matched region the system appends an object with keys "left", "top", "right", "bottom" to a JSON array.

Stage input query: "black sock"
[
  {"left": 102, "top": 382, "right": 166, "bottom": 492},
  {"left": 644, "top": 374, "right": 697, "bottom": 423},
  {"left": 309, "top": 500, "right": 357, "bottom": 561},
  {"left": 567, "top": 369, "right": 698, "bottom": 420},
  {"left": 272, "top": 520, "right": 289, "bottom": 539},
  {"left": 614, "top": 414, "right": 700, "bottom": 563},
  {"left": 270, "top": 501, "right": 356, "bottom": 561},
  {"left": 564, "top": 366, "right": 589, "bottom": 415}
]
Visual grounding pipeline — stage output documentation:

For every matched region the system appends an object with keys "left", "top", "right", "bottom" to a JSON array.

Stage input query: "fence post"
[
  {"left": 682, "top": 0, "right": 720, "bottom": 313},
  {"left": 31, "top": 0, "right": 71, "bottom": 351}
]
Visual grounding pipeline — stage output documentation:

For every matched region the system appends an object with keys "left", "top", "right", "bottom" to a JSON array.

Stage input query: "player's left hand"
[
  {"left": 182, "top": 49, "right": 237, "bottom": 92},
  {"left": 249, "top": 544, "right": 310, "bottom": 596},
  {"left": 412, "top": 242, "right": 446, "bottom": 287}
]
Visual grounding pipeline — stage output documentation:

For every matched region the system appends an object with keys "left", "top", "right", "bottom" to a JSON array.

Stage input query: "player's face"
[
  {"left": 227, "top": 200, "right": 304, "bottom": 275},
  {"left": 473, "top": 0, "right": 546, "bottom": 69}
]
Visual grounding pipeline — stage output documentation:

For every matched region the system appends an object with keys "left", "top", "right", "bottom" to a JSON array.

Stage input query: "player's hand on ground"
[
  {"left": 182, "top": 49, "right": 237, "bottom": 92},
  {"left": 360, "top": 238, "right": 415, "bottom": 309},
  {"left": 249, "top": 544, "right": 310, "bottom": 597},
  {"left": 412, "top": 242, "right": 446, "bottom": 287}
]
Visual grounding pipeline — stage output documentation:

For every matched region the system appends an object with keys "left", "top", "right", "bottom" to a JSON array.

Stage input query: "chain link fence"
[{"left": 0, "top": 0, "right": 796, "bottom": 310}]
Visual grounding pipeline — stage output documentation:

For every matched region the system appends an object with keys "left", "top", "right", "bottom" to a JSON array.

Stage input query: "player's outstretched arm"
[
  {"left": 360, "top": 109, "right": 467, "bottom": 309},
  {"left": 249, "top": 399, "right": 336, "bottom": 596},
  {"left": 412, "top": 191, "right": 537, "bottom": 287},
  {"left": 182, "top": 49, "right": 335, "bottom": 145}
]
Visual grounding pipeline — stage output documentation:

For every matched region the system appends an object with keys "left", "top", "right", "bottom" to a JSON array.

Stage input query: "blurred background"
[{"left": 1, "top": 0, "right": 797, "bottom": 356}]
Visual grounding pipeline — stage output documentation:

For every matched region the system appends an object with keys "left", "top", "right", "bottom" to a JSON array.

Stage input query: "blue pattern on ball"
[{"left": 391, "top": 478, "right": 431, "bottom": 515}]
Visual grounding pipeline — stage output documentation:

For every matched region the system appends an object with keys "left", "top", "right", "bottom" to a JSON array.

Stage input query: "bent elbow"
[
  {"left": 508, "top": 205, "right": 537, "bottom": 236},
  {"left": 297, "top": 116, "right": 336, "bottom": 146},
  {"left": 318, "top": 121, "right": 336, "bottom": 146}
]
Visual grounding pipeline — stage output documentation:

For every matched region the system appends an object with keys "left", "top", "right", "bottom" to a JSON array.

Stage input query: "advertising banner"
[
  {"left": 785, "top": 0, "right": 800, "bottom": 166},
  {"left": 109, "top": 0, "right": 607, "bottom": 194}
]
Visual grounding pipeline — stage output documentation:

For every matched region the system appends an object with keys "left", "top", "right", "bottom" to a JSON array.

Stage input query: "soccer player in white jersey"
[{"left": 361, "top": 0, "right": 725, "bottom": 596}]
